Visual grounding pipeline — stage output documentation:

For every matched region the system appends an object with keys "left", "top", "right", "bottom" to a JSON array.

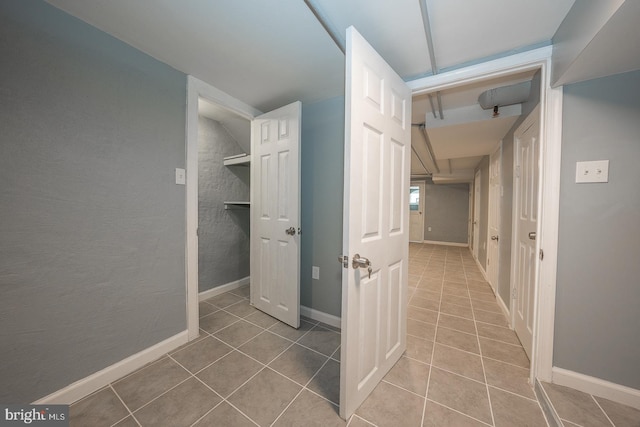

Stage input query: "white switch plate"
[
  {"left": 575, "top": 160, "right": 609, "bottom": 183},
  {"left": 175, "top": 168, "right": 186, "bottom": 185},
  {"left": 427, "top": 226, "right": 432, "bottom": 232},
  {"left": 312, "top": 266, "right": 320, "bottom": 280}
]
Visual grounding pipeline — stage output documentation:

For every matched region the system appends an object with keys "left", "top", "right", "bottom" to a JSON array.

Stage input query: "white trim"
[
  {"left": 33, "top": 331, "right": 189, "bottom": 405},
  {"left": 301, "top": 305, "right": 341, "bottom": 329},
  {"left": 486, "top": 142, "right": 502, "bottom": 293},
  {"left": 186, "top": 76, "right": 262, "bottom": 341},
  {"left": 198, "top": 276, "right": 250, "bottom": 302},
  {"left": 535, "top": 380, "right": 563, "bottom": 427},
  {"left": 472, "top": 254, "right": 489, "bottom": 283},
  {"left": 496, "top": 292, "right": 511, "bottom": 323},
  {"left": 552, "top": 367, "right": 640, "bottom": 411},
  {"left": 423, "top": 240, "right": 469, "bottom": 247}
]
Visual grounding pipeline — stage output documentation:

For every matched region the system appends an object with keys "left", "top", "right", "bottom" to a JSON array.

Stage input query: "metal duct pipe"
[
  {"left": 478, "top": 81, "right": 532, "bottom": 110},
  {"left": 418, "top": 124, "right": 440, "bottom": 174},
  {"left": 411, "top": 144, "right": 431, "bottom": 175},
  {"left": 419, "top": 0, "right": 444, "bottom": 119}
]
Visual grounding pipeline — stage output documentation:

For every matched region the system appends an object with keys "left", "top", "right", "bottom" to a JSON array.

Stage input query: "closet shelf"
[
  {"left": 224, "top": 201, "right": 250, "bottom": 210},
  {"left": 223, "top": 154, "right": 250, "bottom": 166}
]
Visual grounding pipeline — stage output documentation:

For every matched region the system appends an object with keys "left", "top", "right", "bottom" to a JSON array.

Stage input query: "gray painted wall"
[
  {"left": 554, "top": 70, "right": 640, "bottom": 389},
  {"left": 198, "top": 117, "right": 250, "bottom": 292},
  {"left": 300, "top": 97, "right": 345, "bottom": 318},
  {"left": 0, "top": 1, "right": 187, "bottom": 402},
  {"left": 423, "top": 179, "right": 470, "bottom": 244},
  {"left": 476, "top": 157, "right": 490, "bottom": 270},
  {"left": 496, "top": 70, "right": 541, "bottom": 306}
]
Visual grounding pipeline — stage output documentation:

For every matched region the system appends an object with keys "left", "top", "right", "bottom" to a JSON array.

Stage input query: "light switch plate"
[
  {"left": 575, "top": 160, "right": 609, "bottom": 183},
  {"left": 175, "top": 168, "right": 186, "bottom": 185},
  {"left": 312, "top": 266, "right": 320, "bottom": 280}
]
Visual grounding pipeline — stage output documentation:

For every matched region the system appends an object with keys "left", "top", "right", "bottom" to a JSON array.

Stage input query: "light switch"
[
  {"left": 175, "top": 168, "right": 186, "bottom": 185},
  {"left": 575, "top": 160, "right": 609, "bottom": 183},
  {"left": 312, "top": 266, "right": 320, "bottom": 280}
]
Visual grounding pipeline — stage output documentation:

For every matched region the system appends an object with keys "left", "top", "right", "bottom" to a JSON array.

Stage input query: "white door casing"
[
  {"left": 250, "top": 101, "right": 301, "bottom": 328},
  {"left": 512, "top": 106, "right": 540, "bottom": 358},
  {"left": 473, "top": 170, "right": 482, "bottom": 261},
  {"left": 487, "top": 144, "right": 502, "bottom": 291},
  {"left": 340, "top": 27, "right": 411, "bottom": 419},
  {"left": 409, "top": 182, "right": 425, "bottom": 242}
]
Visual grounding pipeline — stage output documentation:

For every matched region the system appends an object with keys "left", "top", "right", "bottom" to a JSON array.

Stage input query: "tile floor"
[{"left": 69, "top": 244, "right": 640, "bottom": 426}]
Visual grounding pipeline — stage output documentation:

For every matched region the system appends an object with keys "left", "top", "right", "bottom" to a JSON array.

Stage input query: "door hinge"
[
  {"left": 298, "top": 227, "right": 302, "bottom": 235},
  {"left": 337, "top": 255, "right": 348, "bottom": 268},
  {"left": 539, "top": 249, "right": 544, "bottom": 260}
]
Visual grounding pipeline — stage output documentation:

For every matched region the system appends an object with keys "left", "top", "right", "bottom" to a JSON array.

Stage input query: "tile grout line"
[
  {"left": 108, "top": 384, "right": 141, "bottom": 427},
  {"left": 425, "top": 397, "right": 493, "bottom": 427},
  {"left": 590, "top": 394, "right": 616, "bottom": 427}
]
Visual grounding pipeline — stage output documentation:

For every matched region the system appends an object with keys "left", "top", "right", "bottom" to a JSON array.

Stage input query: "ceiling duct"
[{"left": 478, "top": 81, "right": 532, "bottom": 110}]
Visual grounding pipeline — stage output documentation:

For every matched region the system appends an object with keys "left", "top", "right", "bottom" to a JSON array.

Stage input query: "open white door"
[
  {"left": 250, "top": 101, "right": 301, "bottom": 328},
  {"left": 339, "top": 27, "right": 411, "bottom": 419},
  {"left": 487, "top": 144, "right": 501, "bottom": 291},
  {"left": 473, "top": 170, "right": 481, "bottom": 260},
  {"left": 512, "top": 106, "right": 540, "bottom": 358}
]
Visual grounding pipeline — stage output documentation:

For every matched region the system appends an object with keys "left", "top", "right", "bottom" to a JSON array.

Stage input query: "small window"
[{"left": 409, "top": 186, "right": 420, "bottom": 211}]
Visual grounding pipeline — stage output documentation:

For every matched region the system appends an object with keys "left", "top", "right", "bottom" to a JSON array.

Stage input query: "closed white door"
[
  {"left": 250, "top": 101, "right": 301, "bottom": 328},
  {"left": 473, "top": 170, "right": 481, "bottom": 260},
  {"left": 487, "top": 144, "right": 501, "bottom": 291},
  {"left": 340, "top": 27, "right": 411, "bottom": 419},
  {"left": 409, "top": 182, "right": 425, "bottom": 242},
  {"left": 512, "top": 106, "right": 540, "bottom": 358}
]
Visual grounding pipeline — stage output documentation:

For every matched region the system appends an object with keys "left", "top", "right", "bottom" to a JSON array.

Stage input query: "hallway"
[{"left": 69, "top": 244, "right": 638, "bottom": 426}]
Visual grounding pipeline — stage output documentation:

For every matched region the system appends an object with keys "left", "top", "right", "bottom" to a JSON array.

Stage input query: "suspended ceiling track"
[
  {"left": 303, "top": 0, "right": 345, "bottom": 54},
  {"left": 419, "top": 0, "right": 444, "bottom": 120},
  {"left": 416, "top": 124, "right": 440, "bottom": 174}
]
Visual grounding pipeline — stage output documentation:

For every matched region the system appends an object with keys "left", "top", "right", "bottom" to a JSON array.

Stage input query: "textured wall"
[
  {"left": 423, "top": 180, "right": 470, "bottom": 244},
  {"left": 198, "top": 117, "right": 250, "bottom": 292},
  {"left": 300, "top": 97, "right": 345, "bottom": 318},
  {"left": 554, "top": 70, "right": 640, "bottom": 389},
  {"left": 0, "top": 1, "right": 186, "bottom": 402}
]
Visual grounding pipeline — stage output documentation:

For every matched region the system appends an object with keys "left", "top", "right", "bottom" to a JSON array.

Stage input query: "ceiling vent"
[{"left": 478, "top": 81, "right": 532, "bottom": 111}]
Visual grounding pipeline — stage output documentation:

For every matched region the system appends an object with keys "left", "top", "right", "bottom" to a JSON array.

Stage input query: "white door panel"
[
  {"left": 487, "top": 145, "right": 501, "bottom": 291},
  {"left": 473, "top": 170, "right": 481, "bottom": 260},
  {"left": 250, "top": 101, "right": 301, "bottom": 328},
  {"left": 340, "top": 27, "right": 411, "bottom": 419},
  {"left": 513, "top": 106, "right": 540, "bottom": 358}
]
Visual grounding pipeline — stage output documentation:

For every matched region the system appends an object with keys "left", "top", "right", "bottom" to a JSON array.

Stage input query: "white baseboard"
[
  {"left": 473, "top": 255, "right": 489, "bottom": 282},
  {"left": 496, "top": 292, "right": 511, "bottom": 323},
  {"left": 199, "top": 276, "right": 250, "bottom": 302},
  {"left": 300, "top": 305, "right": 341, "bottom": 329},
  {"left": 33, "top": 330, "right": 189, "bottom": 405},
  {"left": 552, "top": 367, "right": 640, "bottom": 410},
  {"left": 423, "top": 240, "right": 469, "bottom": 248}
]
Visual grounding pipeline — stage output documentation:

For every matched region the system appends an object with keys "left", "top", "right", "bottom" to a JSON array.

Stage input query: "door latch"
[
  {"left": 337, "top": 255, "right": 348, "bottom": 268},
  {"left": 352, "top": 253, "right": 372, "bottom": 279}
]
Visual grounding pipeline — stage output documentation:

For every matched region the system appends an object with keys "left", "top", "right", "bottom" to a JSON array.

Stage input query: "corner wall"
[
  {"left": 0, "top": 1, "right": 187, "bottom": 402},
  {"left": 423, "top": 179, "right": 470, "bottom": 244},
  {"left": 554, "top": 70, "right": 640, "bottom": 390}
]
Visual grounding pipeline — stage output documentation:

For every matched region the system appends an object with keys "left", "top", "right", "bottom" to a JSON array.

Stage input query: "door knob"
[
  {"left": 491, "top": 235, "right": 499, "bottom": 241},
  {"left": 352, "top": 254, "right": 372, "bottom": 279},
  {"left": 285, "top": 227, "right": 296, "bottom": 236},
  {"left": 528, "top": 231, "right": 536, "bottom": 240}
]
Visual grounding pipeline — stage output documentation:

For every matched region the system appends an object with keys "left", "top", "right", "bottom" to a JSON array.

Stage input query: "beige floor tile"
[
  {"left": 269, "top": 344, "right": 328, "bottom": 386},
  {"left": 383, "top": 356, "right": 430, "bottom": 395},
  {"left": 482, "top": 358, "right": 535, "bottom": 399},
  {"left": 297, "top": 325, "right": 341, "bottom": 356},
  {"left": 427, "top": 367, "right": 492, "bottom": 424},
  {"left": 441, "top": 294, "right": 472, "bottom": 308},
  {"left": 438, "top": 313, "right": 476, "bottom": 335},
  {"left": 476, "top": 322, "right": 521, "bottom": 346},
  {"left": 112, "top": 416, "right": 138, "bottom": 427},
  {"left": 199, "top": 310, "right": 240, "bottom": 334},
  {"left": 133, "top": 378, "right": 220, "bottom": 427},
  {"left": 410, "top": 295, "right": 441, "bottom": 311},
  {"left": 273, "top": 389, "right": 345, "bottom": 427},
  {"left": 436, "top": 327, "right": 480, "bottom": 354},
  {"left": 348, "top": 415, "right": 376, "bottom": 426},
  {"left": 413, "top": 289, "right": 441, "bottom": 302},
  {"left": 440, "top": 302, "right": 474, "bottom": 319},
  {"left": 196, "top": 351, "right": 262, "bottom": 398},
  {"left": 405, "top": 335, "right": 435, "bottom": 364},
  {"left": 214, "top": 320, "right": 263, "bottom": 348},
  {"left": 269, "top": 319, "right": 315, "bottom": 341},
  {"left": 356, "top": 381, "right": 425, "bottom": 427},
  {"left": 473, "top": 310, "right": 509, "bottom": 328},
  {"left": 199, "top": 301, "right": 218, "bottom": 318},
  {"left": 231, "top": 284, "right": 251, "bottom": 298},
  {"left": 432, "top": 343, "right": 485, "bottom": 382},
  {"left": 489, "top": 387, "right": 547, "bottom": 427},
  {"left": 542, "top": 382, "right": 613, "bottom": 427},
  {"left": 422, "top": 400, "right": 489, "bottom": 427},
  {"left": 170, "top": 336, "right": 233, "bottom": 374},
  {"left": 408, "top": 306, "right": 439, "bottom": 325},
  {"left": 70, "top": 387, "right": 130, "bottom": 426},
  {"left": 407, "top": 318, "right": 437, "bottom": 341},
  {"left": 238, "top": 331, "right": 293, "bottom": 364},
  {"left": 193, "top": 401, "right": 255, "bottom": 426},
  {"left": 307, "top": 359, "right": 340, "bottom": 405},
  {"left": 205, "top": 292, "right": 244, "bottom": 309},
  {"left": 112, "top": 356, "right": 190, "bottom": 411},
  {"left": 471, "top": 300, "right": 502, "bottom": 313},
  {"left": 479, "top": 338, "right": 529, "bottom": 368},
  {"left": 224, "top": 299, "right": 258, "bottom": 318},
  {"left": 244, "top": 310, "right": 280, "bottom": 329},
  {"left": 228, "top": 368, "right": 301, "bottom": 427},
  {"left": 594, "top": 395, "right": 640, "bottom": 427}
]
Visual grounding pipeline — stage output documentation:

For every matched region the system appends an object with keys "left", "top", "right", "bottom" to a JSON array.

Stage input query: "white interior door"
[
  {"left": 512, "top": 106, "right": 540, "bottom": 358},
  {"left": 473, "top": 170, "right": 481, "bottom": 260},
  {"left": 250, "top": 101, "right": 301, "bottom": 328},
  {"left": 340, "top": 27, "right": 411, "bottom": 419},
  {"left": 409, "top": 182, "right": 425, "bottom": 242},
  {"left": 487, "top": 144, "right": 501, "bottom": 291}
]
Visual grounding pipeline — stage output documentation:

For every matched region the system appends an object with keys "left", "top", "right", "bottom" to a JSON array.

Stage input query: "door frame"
[
  {"left": 409, "top": 181, "right": 425, "bottom": 242},
  {"left": 486, "top": 142, "right": 502, "bottom": 292},
  {"left": 407, "top": 46, "right": 563, "bottom": 383},
  {"left": 185, "top": 76, "right": 262, "bottom": 341},
  {"left": 473, "top": 169, "right": 482, "bottom": 261}
]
